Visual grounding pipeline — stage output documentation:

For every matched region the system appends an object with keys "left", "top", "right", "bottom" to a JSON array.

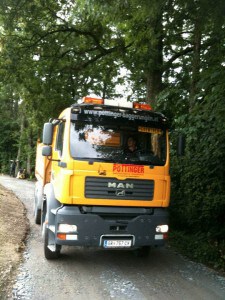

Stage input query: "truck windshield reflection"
[{"left": 70, "top": 122, "right": 166, "bottom": 166}]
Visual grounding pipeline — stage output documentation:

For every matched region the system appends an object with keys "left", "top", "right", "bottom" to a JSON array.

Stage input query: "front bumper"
[{"left": 54, "top": 206, "right": 169, "bottom": 248}]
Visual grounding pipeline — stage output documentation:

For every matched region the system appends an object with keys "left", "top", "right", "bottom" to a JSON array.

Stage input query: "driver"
[{"left": 124, "top": 136, "right": 139, "bottom": 154}]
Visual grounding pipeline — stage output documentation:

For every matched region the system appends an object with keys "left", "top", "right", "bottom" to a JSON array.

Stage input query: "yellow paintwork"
[
  {"left": 35, "top": 140, "right": 52, "bottom": 185},
  {"left": 35, "top": 107, "right": 170, "bottom": 208},
  {"left": 68, "top": 160, "right": 170, "bottom": 207}
]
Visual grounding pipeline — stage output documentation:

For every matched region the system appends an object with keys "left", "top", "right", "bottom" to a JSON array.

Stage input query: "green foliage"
[
  {"left": 170, "top": 68, "right": 225, "bottom": 241},
  {"left": 0, "top": 0, "right": 130, "bottom": 173},
  {"left": 170, "top": 231, "right": 225, "bottom": 271},
  {"left": 1, "top": 0, "right": 127, "bottom": 113},
  {"left": 155, "top": 0, "right": 225, "bottom": 266},
  {"left": 0, "top": 86, "right": 20, "bottom": 173}
]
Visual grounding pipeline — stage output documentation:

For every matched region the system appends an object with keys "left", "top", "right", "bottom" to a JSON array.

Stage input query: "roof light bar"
[
  {"left": 83, "top": 96, "right": 104, "bottom": 105},
  {"left": 133, "top": 102, "right": 152, "bottom": 110},
  {"left": 81, "top": 96, "right": 152, "bottom": 110}
]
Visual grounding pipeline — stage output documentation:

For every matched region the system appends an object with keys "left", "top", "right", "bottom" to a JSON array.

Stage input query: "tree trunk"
[
  {"left": 16, "top": 115, "right": 25, "bottom": 175},
  {"left": 145, "top": 11, "right": 163, "bottom": 108},
  {"left": 26, "top": 131, "right": 32, "bottom": 176},
  {"left": 189, "top": 19, "right": 202, "bottom": 110},
  {"left": 146, "top": 68, "right": 163, "bottom": 107}
]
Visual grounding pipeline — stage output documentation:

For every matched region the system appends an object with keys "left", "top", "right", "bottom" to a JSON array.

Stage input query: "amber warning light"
[
  {"left": 83, "top": 96, "right": 104, "bottom": 105},
  {"left": 133, "top": 102, "right": 152, "bottom": 110}
]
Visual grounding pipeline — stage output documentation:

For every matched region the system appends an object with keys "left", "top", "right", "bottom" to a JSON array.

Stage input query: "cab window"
[{"left": 55, "top": 122, "right": 65, "bottom": 156}]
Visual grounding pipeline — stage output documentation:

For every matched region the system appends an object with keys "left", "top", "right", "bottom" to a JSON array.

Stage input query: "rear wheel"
[
  {"left": 34, "top": 185, "right": 42, "bottom": 224},
  {"left": 34, "top": 197, "right": 41, "bottom": 224}
]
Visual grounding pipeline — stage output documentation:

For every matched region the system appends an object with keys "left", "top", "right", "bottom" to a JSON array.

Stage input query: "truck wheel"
[
  {"left": 34, "top": 197, "right": 41, "bottom": 225},
  {"left": 41, "top": 186, "right": 61, "bottom": 259},
  {"left": 133, "top": 246, "right": 150, "bottom": 257},
  {"left": 34, "top": 186, "right": 42, "bottom": 224},
  {"left": 43, "top": 213, "right": 61, "bottom": 260}
]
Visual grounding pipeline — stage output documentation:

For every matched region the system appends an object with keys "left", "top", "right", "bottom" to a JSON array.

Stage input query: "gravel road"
[{"left": 1, "top": 175, "right": 225, "bottom": 300}]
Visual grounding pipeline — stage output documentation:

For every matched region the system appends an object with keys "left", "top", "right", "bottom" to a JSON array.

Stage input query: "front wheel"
[
  {"left": 133, "top": 246, "right": 151, "bottom": 257},
  {"left": 43, "top": 210, "right": 61, "bottom": 260}
]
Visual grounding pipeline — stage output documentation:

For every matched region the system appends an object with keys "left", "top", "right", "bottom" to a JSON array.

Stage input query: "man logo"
[
  {"left": 108, "top": 182, "right": 134, "bottom": 189},
  {"left": 116, "top": 190, "right": 125, "bottom": 197}
]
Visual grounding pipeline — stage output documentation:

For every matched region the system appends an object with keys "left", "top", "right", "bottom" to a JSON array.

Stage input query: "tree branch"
[{"left": 163, "top": 46, "right": 193, "bottom": 71}]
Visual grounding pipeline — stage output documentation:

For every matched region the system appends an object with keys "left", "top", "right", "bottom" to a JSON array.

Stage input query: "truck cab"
[{"left": 35, "top": 97, "right": 170, "bottom": 259}]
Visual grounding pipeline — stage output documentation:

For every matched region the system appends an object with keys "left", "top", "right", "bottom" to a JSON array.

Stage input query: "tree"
[
  {"left": 0, "top": 0, "right": 128, "bottom": 104},
  {"left": 167, "top": 0, "right": 225, "bottom": 243},
  {"left": 0, "top": 84, "right": 20, "bottom": 173},
  {"left": 0, "top": 0, "right": 131, "bottom": 174}
]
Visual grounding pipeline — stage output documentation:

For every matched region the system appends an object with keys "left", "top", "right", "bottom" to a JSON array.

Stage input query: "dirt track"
[
  {"left": 0, "top": 184, "right": 28, "bottom": 299},
  {"left": 0, "top": 175, "right": 225, "bottom": 300}
]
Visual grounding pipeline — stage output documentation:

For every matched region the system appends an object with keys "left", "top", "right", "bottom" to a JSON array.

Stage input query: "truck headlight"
[
  {"left": 58, "top": 224, "right": 77, "bottom": 233},
  {"left": 156, "top": 225, "right": 169, "bottom": 233}
]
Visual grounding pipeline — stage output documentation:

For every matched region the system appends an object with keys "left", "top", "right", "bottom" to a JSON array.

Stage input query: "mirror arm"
[{"left": 47, "top": 157, "right": 61, "bottom": 162}]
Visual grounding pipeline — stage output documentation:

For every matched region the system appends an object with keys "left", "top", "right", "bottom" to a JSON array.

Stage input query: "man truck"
[{"left": 34, "top": 96, "right": 170, "bottom": 259}]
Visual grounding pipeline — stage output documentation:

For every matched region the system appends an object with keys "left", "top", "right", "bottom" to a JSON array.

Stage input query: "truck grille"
[{"left": 85, "top": 177, "right": 154, "bottom": 201}]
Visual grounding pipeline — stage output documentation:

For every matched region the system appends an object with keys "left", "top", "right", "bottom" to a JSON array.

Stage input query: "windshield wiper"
[
  {"left": 100, "top": 158, "right": 117, "bottom": 163},
  {"left": 74, "top": 157, "right": 117, "bottom": 163}
]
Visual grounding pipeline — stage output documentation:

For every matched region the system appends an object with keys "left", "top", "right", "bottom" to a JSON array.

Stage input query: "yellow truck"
[{"left": 34, "top": 97, "right": 170, "bottom": 259}]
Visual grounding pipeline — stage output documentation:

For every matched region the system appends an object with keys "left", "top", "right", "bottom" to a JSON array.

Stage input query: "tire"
[
  {"left": 34, "top": 196, "right": 41, "bottom": 225},
  {"left": 34, "top": 184, "right": 42, "bottom": 225},
  {"left": 43, "top": 211, "right": 61, "bottom": 260},
  {"left": 133, "top": 246, "right": 151, "bottom": 257},
  {"left": 41, "top": 188, "right": 61, "bottom": 260}
]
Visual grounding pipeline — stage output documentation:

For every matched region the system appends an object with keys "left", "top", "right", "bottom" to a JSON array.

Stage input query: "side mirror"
[
  {"left": 43, "top": 123, "right": 53, "bottom": 145},
  {"left": 177, "top": 134, "right": 185, "bottom": 156},
  {"left": 42, "top": 145, "right": 52, "bottom": 157}
]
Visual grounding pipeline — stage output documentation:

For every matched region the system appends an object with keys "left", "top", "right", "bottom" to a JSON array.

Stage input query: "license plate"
[{"left": 103, "top": 239, "right": 132, "bottom": 248}]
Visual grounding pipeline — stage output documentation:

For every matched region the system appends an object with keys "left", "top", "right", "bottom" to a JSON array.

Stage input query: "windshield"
[{"left": 70, "top": 121, "right": 167, "bottom": 166}]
